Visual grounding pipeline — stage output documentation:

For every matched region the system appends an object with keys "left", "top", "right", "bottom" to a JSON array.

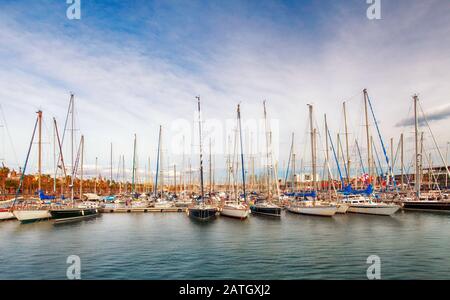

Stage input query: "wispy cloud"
[{"left": 396, "top": 103, "right": 450, "bottom": 127}]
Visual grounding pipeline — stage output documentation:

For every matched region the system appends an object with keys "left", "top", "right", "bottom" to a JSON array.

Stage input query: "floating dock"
[{"left": 100, "top": 207, "right": 187, "bottom": 213}]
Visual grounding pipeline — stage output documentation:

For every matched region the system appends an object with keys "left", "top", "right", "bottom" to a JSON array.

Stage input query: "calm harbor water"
[{"left": 1, "top": 210, "right": 449, "bottom": 280}]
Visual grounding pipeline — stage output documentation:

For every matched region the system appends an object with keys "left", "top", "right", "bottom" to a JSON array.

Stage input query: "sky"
[{"left": 0, "top": 0, "right": 449, "bottom": 181}]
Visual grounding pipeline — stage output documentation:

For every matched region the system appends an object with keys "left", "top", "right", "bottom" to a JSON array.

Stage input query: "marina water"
[{"left": 1, "top": 211, "right": 449, "bottom": 279}]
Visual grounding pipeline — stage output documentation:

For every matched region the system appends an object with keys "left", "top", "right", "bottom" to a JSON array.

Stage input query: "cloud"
[{"left": 396, "top": 103, "right": 450, "bottom": 127}]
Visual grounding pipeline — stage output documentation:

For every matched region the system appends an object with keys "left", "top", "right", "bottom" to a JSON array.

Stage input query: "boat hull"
[
  {"left": 250, "top": 205, "right": 281, "bottom": 217},
  {"left": 188, "top": 207, "right": 217, "bottom": 220},
  {"left": 347, "top": 205, "right": 400, "bottom": 216},
  {"left": 220, "top": 207, "right": 249, "bottom": 219},
  {"left": 13, "top": 210, "right": 51, "bottom": 223},
  {"left": 403, "top": 201, "right": 450, "bottom": 212},
  {"left": 0, "top": 210, "right": 15, "bottom": 221},
  {"left": 336, "top": 204, "right": 349, "bottom": 214},
  {"left": 50, "top": 208, "right": 98, "bottom": 223},
  {"left": 287, "top": 205, "right": 337, "bottom": 217}
]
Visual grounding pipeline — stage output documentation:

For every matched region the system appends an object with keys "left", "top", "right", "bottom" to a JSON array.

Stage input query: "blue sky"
[{"left": 0, "top": 0, "right": 449, "bottom": 181}]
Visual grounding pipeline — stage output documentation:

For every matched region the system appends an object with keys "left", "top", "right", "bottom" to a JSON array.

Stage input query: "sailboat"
[
  {"left": 187, "top": 96, "right": 218, "bottom": 220},
  {"left": 403, "top": 95, "right": 450, "bottom": 212},
  {"left": 153, "top": 126, "right": 174, "bottom": 209},
  {"left": 0, "top": 199, "right": 15, "bottom": 220},
  {"left": 250, "top": 101, "right": 282, "bottom": 217},
  {"left": 220, "top": 104, "right": 249, "bottom": 219},
  {"left": 49, "top": 94, "right": 98, "bottom": 222},
  {"left": 12, "top": 110, "right": 52, "bottom": 223},
  {"left": 286, "top": 104, "right": 337, "bottom": 217},
  {"left": 341, "top": 89, "right": 399, "bottom": 216}
]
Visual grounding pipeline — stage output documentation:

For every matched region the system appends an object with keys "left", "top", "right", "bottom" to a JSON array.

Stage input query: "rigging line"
[
  {"left": 11, "top": 116, "right": 39, "bottom": 209},
  {"left": 418, "top": 100, "right": 450, "bottom": 178}
]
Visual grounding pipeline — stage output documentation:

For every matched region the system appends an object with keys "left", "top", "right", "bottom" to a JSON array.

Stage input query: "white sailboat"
[
  {"left": 287, "top": 200, "right": 337, "bottom": 217},
  {"left": 343, "top": 195, "right": 400, "bottom": 216},
  {"left": 12, "top": 110, "right": 52, "bottom": 223},
  {"left": 0, "top": 205, "right": 15, "bottom": 220},
  {"left": 220, "top": 104, "right": 250, "bottom": 220},
  {"left": 287, "top": 104, "right": 337, "bottom": 217}
]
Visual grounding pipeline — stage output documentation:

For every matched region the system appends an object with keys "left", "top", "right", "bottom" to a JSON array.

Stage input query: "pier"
[{"left": 100, "top": 207, "right": 187, "bottom": 213}]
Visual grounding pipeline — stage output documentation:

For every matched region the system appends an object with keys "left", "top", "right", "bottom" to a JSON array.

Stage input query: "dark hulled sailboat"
[
  {"left": 250, "top": 199, "right": 282, "bottom": 217},
  {"left": 250, "top": 101, "right": 281, "bottom": 217},
  {"left": 49, "top": 94, "right": 99, "bottom": 223},
  {"left": 188, "top": 96, "right": 218, "bottom": 220},
  {"left": 403, "top": 95, "right": 450, "bottom": 212}
]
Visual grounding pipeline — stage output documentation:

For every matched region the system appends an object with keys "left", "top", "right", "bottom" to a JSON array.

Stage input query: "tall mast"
[
  {"left": 209, "top": 138, "right": 212, "bottom": 195},
  {"left": 343, "top": 101, "right": 351, "bottom": 184},
  {"left": 414, "top": 95, "right": 421, "bottom": 198},
  {"left": 324, "top": 114, "right": 330, "bottom": 191},
  {"left": 292, "top": 153, "right": 296, "bottom": 192},
  {"left": 182, "top": 135, "right": 185, "bottom": 192},
  {"left": 154, "top": 126, "right": 162, "bottom": 197},
  {"left": 70, "top": 94, "right": 75, "bottom": 202},
  {"left": 196, "top": 96, "right": 205, "bottom": 200},
  {"left": 174, "top": 164, "right": 177, "bottom": 195},
  {"left": 400, "top": 133, "right": 404, "bottom": 190},
  {"left": 37, "top": 110, "right": 42, "bottom": 192},
  {"left": 132, "top": 134, "right": 137, "bottom": 194},
  {"left": 390, "top": 137, "right": 394, "bottom": 188},
  {"left": 363, "top": 89, "right": 372, "bottom": 183},
  {"left": 110, "top": 142, "right": 113, "bottom": 194},
  {"left": 80, "top": 135, "right": 84, "bottom": 198},
  {"left": 238, "top": 104, "right": 246, "bottom": 201},
  {"left": 122, "top": 155, "right": 126, "bottom": 193},
  {"left": 94, "top": 156, "right": 98, "bottom": 194},
  {"left": 308, "top": 104, "right": 316, "bottom": 191},
  {"left": 53, "top": 118, "right": 56, "bottom": 192},
  {"left": 284, "top": 132, "right": 294, "bottom": 189},
  {"left": 263, "top": 101, "right": 271, "bottom": 196}
]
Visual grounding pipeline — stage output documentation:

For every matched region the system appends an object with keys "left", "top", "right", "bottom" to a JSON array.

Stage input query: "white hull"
[
  {"left": 0, "top": 211, "right": 15, "bottom": 220},
  {"left": 336, "top": 203, "right": 349, "bottom": 214},
  {"left": 13, "top": 210, "right": 51, "bottom": 222},
  {"left": 347, "top": 205, "right": 400, "bottom": 216},
  {"left": 220, "top": 207, "right": 249, "bottom": 219},
  {"left": 287, "top": 205, "right": 337, "bottom": 217}
]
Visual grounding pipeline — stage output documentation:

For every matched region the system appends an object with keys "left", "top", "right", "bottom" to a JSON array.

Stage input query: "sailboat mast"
[
  {"left": 37, "top": 110, "right": 42, "bottom": 192},
  {"left": 363, "top": 89, "right": 372, "bottom": 184},
  {"left": 154, "top": 126, "right": 161, "bottom": 197},
  {"left": 70, "top": 95, "right": 75, "bottom": 202},
  {"left": 196, "top": 96, "right": 205, "bottom": 200},
  {"left": 308, "top": 104, "right": 316, "bottom": 190},
  {"left": 53, "top": 118, "right": 56, "bottom": 193},
  {"left": 263, "top": 101, "right": 271, "bottom": 196},
  {"left": 237, "top": 104, "right": 246, "bottom": 201},
  {"left": 209, "top": 138, "right": 212, "bottom": 195},
  {"left": 80, "top": 135, "right": 84, "bottom": 198},
  {"left": 174, "top": 164, "right": 177, "bottom": 195},
  {"left": 94, "top": 156, "right": 98, "bottom": 194},
  {"left": 414, "top": 95, "right": 421, "bottom": 198},
  {"left": 110, "top": 142, "right": 113, "bottom": 194},
  {"left": 400, "top": 133, "right": 404, "bottom": 190},
  {"left": 343, "top": 101, "right": 351, "bottom": 184},
  {"left": 324, "top": 114, "right": 330, "bottom": 191},
  {"left": 132, "top": 134, "right": 137, "bottom": 194}
]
